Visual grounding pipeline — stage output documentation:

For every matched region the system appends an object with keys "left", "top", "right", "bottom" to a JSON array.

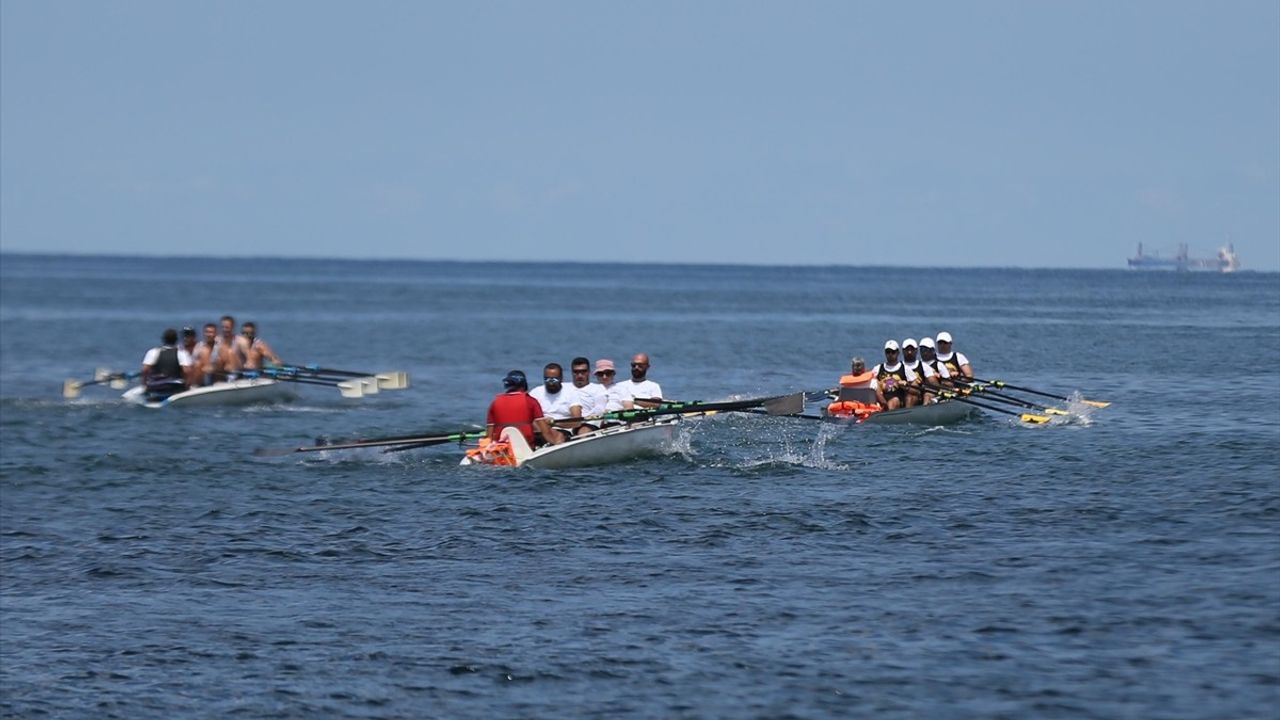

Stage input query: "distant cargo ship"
[{"left": 1127, "top": 243, "right": 1240, "bottom": 273}]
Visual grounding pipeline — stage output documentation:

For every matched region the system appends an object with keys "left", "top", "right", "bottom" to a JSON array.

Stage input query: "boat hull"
[
  {"left": 121, "top": 378, "right": 298, "bottom": 408},
  {"left": 829, "top": 399, "right": 978, "bottom": 426},
  {"left": 461, "top": 419, "right": 679, "bottom": 469}
]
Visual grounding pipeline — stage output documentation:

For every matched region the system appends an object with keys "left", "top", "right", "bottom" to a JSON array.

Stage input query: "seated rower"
[
  {"left": 934, "top": 331, "right": 973, "bottom": 381},
  {"left": 238, "top": 321, "right": 282, "bottom": 370},
  {"left": 179, "top": 327, "right": 202, "bottom": 387},
  {"left": 918, "top": 337, "right": 953, "bottom": 390},
  {"left": 215, "top": 315, "right": 244, "bottom": 380},
  {"left": 190, "top": 323, "right": 220, "bottom": 386},
  {"left": 569, "top": 356, "right": 609, "bottom": 435},
  {"left": 528, "top": 363, "right": 580, "bottom": 445},
  {"left": 899, "top": 338, "right": 938, "bottom": 406},
  {"left": 141, "top": 328, "right": 193, "bottom": 401},
  {"left": 873, "top": 340, "right": 917, "bottom": 411},
  {"left": 615, "top": 352, "right": 663, "bottom": 409}
]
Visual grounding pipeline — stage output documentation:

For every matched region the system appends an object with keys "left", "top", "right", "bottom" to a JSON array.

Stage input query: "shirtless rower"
[
  {"left": 179, "top": 327, "right": 201, "bottom": 386},
  {"left": 189, "top": 323, "right": 219, "bottom": 386},
  {"left": 237, "top": 321, "right": 282, "bottom": 370},
  {"left": 215, "top": 315, "right": 244, "bottom": 380}
]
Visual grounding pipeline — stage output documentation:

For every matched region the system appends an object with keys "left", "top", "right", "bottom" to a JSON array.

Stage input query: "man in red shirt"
[{"left": 486, "top": 370, "right": 562, "bottom": 446}]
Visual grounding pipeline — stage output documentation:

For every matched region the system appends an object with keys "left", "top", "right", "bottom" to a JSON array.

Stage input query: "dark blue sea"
[{"left": 2, "top": 254, "right": 1278, "bottom": 719}]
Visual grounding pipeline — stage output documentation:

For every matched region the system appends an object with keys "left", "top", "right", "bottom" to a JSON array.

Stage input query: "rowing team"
[
  {"left": 141, "top": 316, "right": 283, "bottom": 399},
  {"left": 486, "top": 353, "right": 665, "bottom": 448},
  {"left": 842, "top": 331, "right": 974, "bottom": 411}
]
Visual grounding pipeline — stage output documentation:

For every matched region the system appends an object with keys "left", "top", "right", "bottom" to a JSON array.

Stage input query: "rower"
[
  {"left": 594, "top": 359, "right": 628, "bottom": 415},
  {"left": 616, "top": 352, "right": 663, "bottom": 409},
  {"left": 179, "top": 327, "right": 202, "bottom": 387},
  {"left": 528, "top": 363, "right": 581, "bottom": 443},
  {"left": 934, "top": 331, "right": 974, "bottom": 380},
  {"left": 873, "top": 340, "right": 917, "bottom": 410},
  {"left": 141, "top": 328, "right": 193, "bottom": 401},
  {"left": 216, "top": 315, "right": 244, "bottom": 380},
  {"left": 899, "top": 338, "right": 937, "bottom": 406},
  {"left": 918, "top": 337, "right": 953, "bottom": 389},
  {"left": 238, "top": 321, "right": 282, "bottom": 370},
  {"left": 569, "top": 356, "right": 608, "bottom": 435},
  {"left": 190, "top": 323, "right": 220, "bottom": 386}
]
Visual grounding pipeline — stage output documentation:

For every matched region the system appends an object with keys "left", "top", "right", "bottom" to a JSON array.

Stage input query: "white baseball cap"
[
  {"left": 902, "top": 338, "right": 918, "bottom": 349},
  {"left": 936, "top": 331, "right": 953, "bottom": 344},
  {"left": 884, "top": 339, "right": 900, "bottom": 351},
  {"left": 919, "top": 337, "right": 935, "bottom": 349}
]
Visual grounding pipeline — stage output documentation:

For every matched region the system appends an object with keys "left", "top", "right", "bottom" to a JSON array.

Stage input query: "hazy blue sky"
[{"left": 3, "top": 1, "right": 1277, "bottom": 270}]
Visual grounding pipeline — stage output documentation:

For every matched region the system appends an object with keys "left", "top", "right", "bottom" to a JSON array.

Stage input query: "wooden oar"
[
  {"left": 969, "top": 376, "right": 1110, "bottom": 408},
  {"left": 935, "top": 381, "right": 1070, "bottom": 416},
  {"left": 921, "top": 384, "right": 1051, "bottom": 424},
  {"left": 270, "top": 363, "right": 409, "bottom": 390},
  {"left": 254, "top": 429, "right": 487, "bottom": 457},
  {"left": 249, "top": 370, "right": 370, "bottom": 398},
  {"left": 62, "top": 369, "right": 139, "bottom": 398}
]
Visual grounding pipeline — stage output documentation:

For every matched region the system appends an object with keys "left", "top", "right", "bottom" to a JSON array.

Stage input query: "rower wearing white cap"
[
  {"left": 933, "top": 331, "right": 973, "bottom": 380},
  {"left": 872, "top": 339, "right": 917, "bottom": 410},
  {"left": 899, "top": 338, "right": 936, "bottom": 406},
  {"left": 918, "top": 336, "right": 953, "bottom": 394}
]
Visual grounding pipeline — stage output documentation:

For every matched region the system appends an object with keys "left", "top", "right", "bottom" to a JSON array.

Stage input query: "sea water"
[{"left": 1, "top": 254, "right": 1278, "bottom": 718}]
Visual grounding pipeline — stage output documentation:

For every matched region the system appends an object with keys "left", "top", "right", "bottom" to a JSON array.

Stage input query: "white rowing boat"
[
  {"left": 121, "top": 378, "right": 299, "bottom": 409},
  {"left": 460, "top": 418, "right": 680, "bottom": 469}
]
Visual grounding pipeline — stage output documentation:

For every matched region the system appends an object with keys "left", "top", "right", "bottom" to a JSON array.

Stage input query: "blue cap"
[{"left": 503, "top": 370, "right": 528, "bottom": 391}]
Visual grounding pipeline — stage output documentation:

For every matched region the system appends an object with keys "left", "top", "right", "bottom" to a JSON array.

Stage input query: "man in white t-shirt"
[
  {"left": 528, "top": 362, "right": 583, "bottom": 441},
  {"left": 569, "top": 357, "right": 609, "bottom": 434},
  {"left": 615, "top": 352, "right": 663, "bottom": 409},
  {"left": 141, "top": 327, "right": 194, "bottom": 400}
]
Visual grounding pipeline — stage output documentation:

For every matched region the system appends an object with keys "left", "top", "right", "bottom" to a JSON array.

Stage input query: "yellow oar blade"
[
  {"left": 1043, "top": 408, "right": 1071, "bottom": 416},
  {"left": 1082, "top": 399, "right": 1110, "bottom": 408},
  {"left": 1020, "top": 413, "right": 1052, "bottom": 424}
]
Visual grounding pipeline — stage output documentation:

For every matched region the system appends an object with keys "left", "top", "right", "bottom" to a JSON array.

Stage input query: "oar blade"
[
  {"left": 93, "top": 367, "right": 114, "bottom": 382},
  {"left": 762, "top": 392, "right": 805, "bottom": 416},
  {"left": 1082, "top": 399, "right": 1111, "bottom": 409},
  {"left": 108, "top": 376, "right": 130, "bottom": 390},
  {"left": 1020, "top": 412, "right": 1052, "bottom": 424},
  {"left": 358, "top": 377, "right": 380, "bottom": 395},
  {"left": 375, "top": 372, "right": 409, "bottom": 390},
  {"left": 336, "top": 381, "right": 365, "bottom": 399},
  {"left": 62, "top": 380, "right": 82, "bottom": 399}
]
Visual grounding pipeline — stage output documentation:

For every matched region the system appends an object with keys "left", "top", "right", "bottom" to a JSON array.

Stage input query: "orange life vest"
[
  {"left": 826, "top": 399, "right": 881, "bottom": 421},
  {"left": 463, "top": 437, "right": 518, "bottom": 466},
  {"left": 839, "top": 371, "right": 875, "bottom": 388}
]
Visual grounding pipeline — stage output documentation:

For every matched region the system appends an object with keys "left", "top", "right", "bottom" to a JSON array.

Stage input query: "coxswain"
[
  {"left": 873, "top": 340, "right": 917, "bottom": 410},
  {"left": 934, "top": 331, "right": 973, "bottom": 380},
  {"left": 141, "top": 328, "right": 193, "bottom": 401},
  {"left": 616, "top": 352, "right": 663, "bottom": 409},
  {"left": 528, "top": 362, "right": 583, "bottom": 442},
  {"left": 486, "top": 370, "right": 560, "bottom": 447},
  {"left": 237, "top": 321, "right": 282, "bottom": 370},
  {"left": 825, "top": 356, "right": 880, "bottom": 420}
]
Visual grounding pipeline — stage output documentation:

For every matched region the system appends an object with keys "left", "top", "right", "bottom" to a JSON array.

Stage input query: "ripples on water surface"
[{"left": 2, "top": 255, "right": 1278, "bottom": 718}]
